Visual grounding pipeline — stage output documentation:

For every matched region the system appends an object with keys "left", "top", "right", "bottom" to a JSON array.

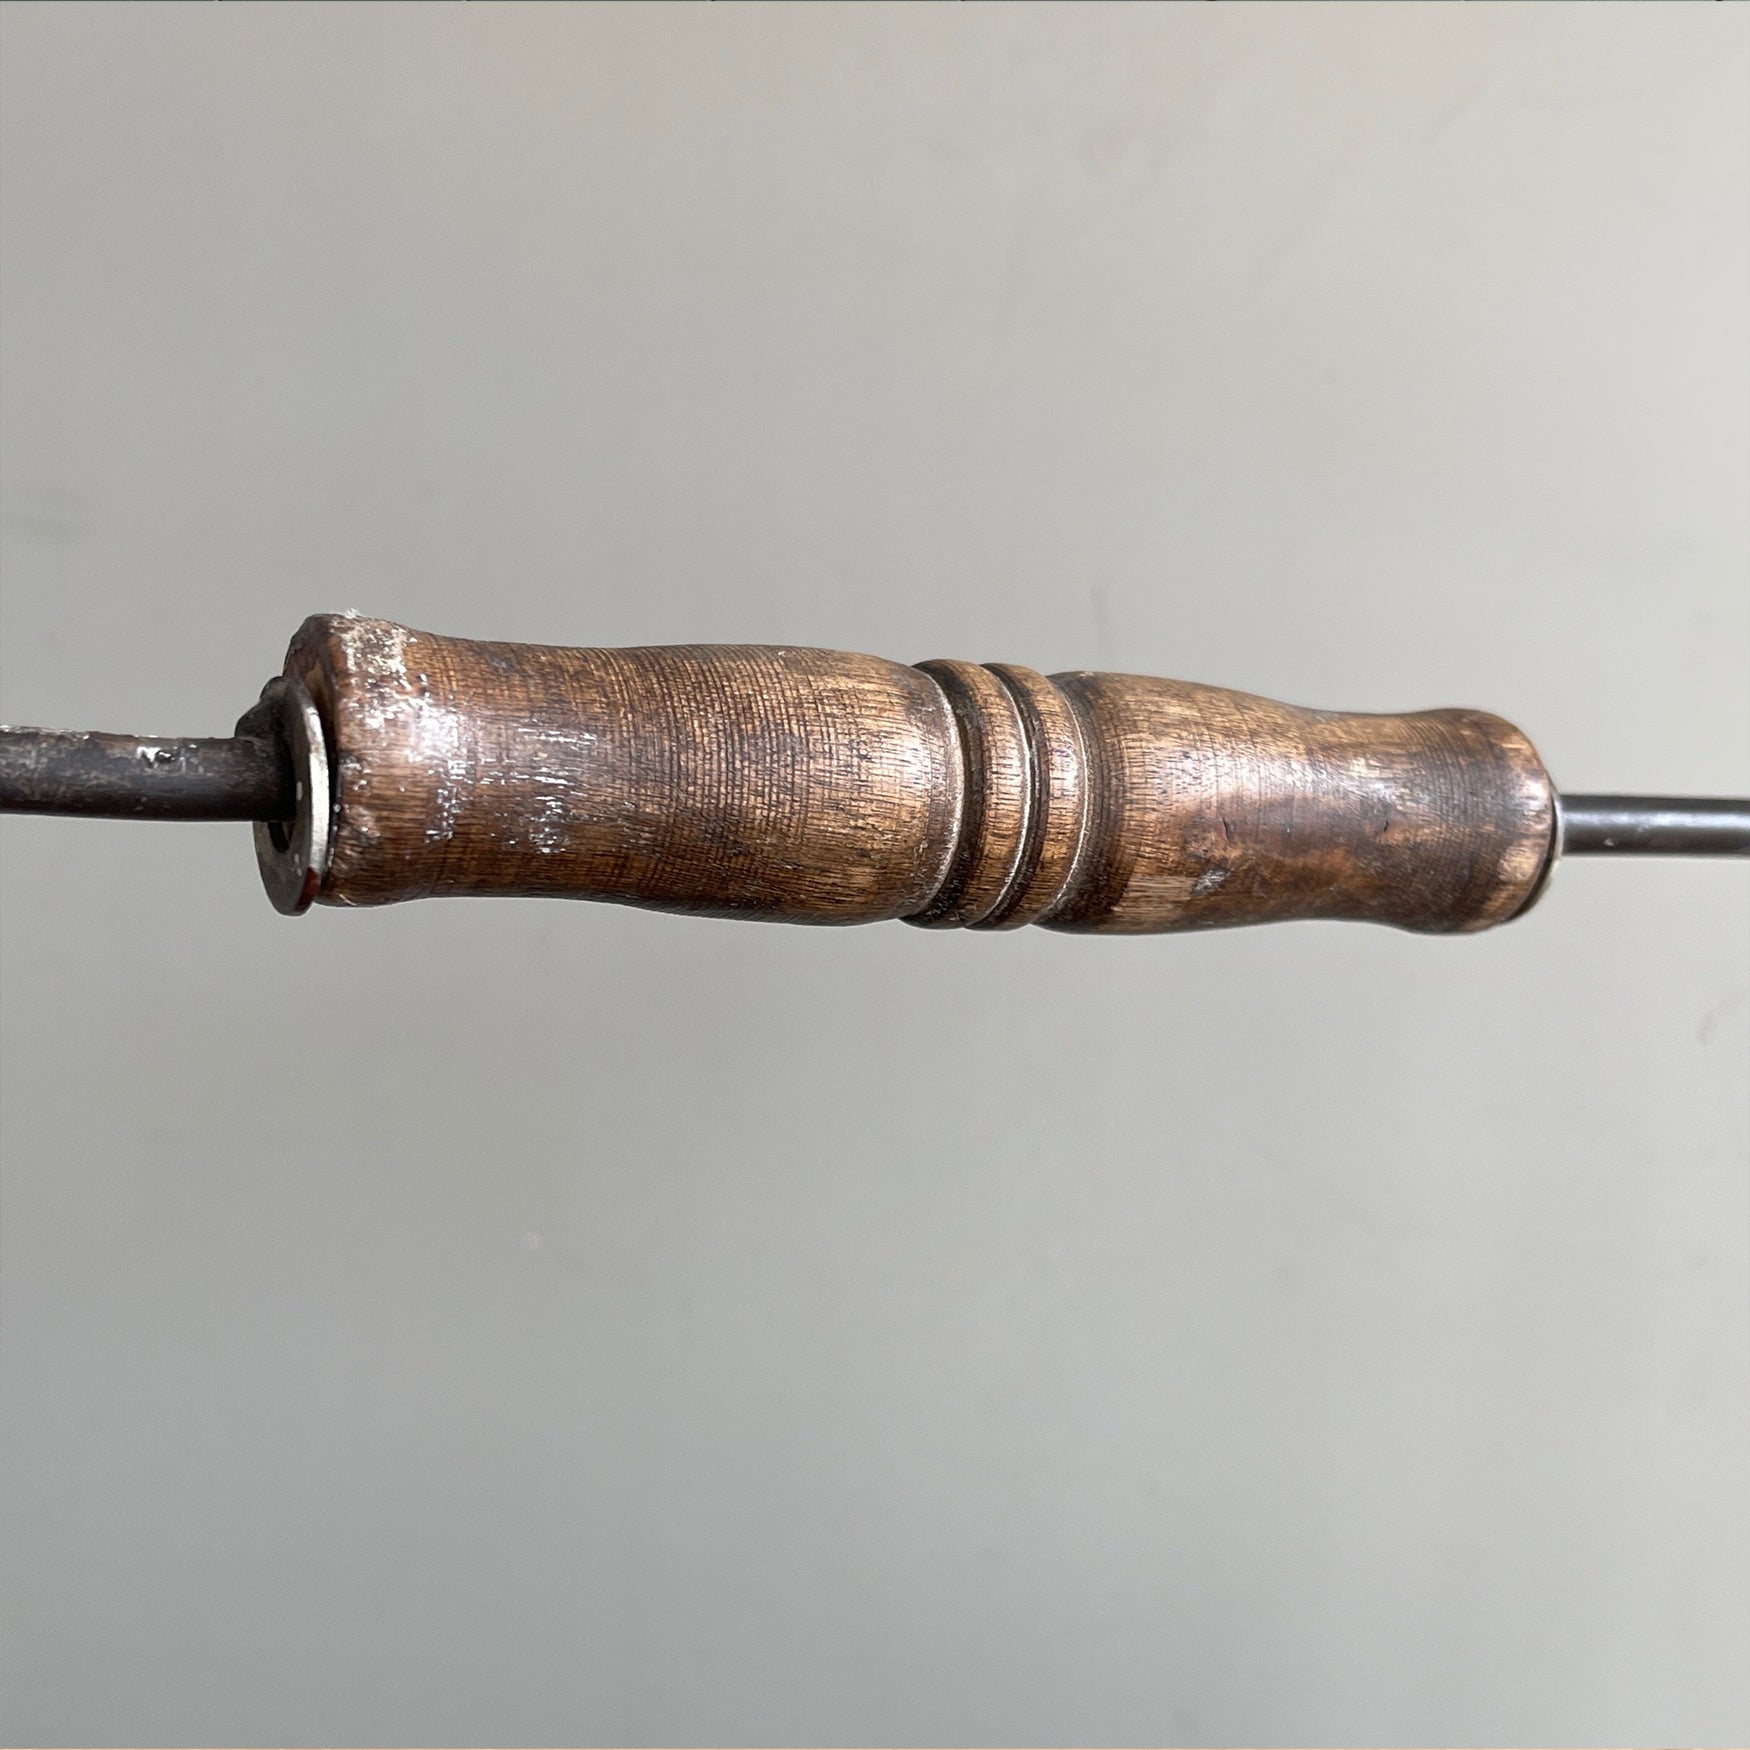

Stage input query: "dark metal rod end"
[
  {"left": 0, "top": 726, "right": 293, "bottom": 822},
  {"left": 1560, "top": 794, "right": 1750, "bottom": 857}
]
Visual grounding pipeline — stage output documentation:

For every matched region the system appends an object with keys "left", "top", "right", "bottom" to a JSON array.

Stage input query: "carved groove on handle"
[
  {"left": 905, "top": 661, "right": 1030, "bottom": 928},
  {"left": 978, "top": 665, "right": 1093, "bottom": 929},
  {"left": 907, "top": 662, "right": 1101, "bottom": 930}
]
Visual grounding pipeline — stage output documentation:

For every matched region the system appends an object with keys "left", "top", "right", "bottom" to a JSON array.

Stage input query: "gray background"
[{"left": 1, "top": 4, "right": 1746, "bottom": 1745}]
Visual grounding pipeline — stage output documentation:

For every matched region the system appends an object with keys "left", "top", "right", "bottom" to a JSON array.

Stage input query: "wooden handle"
[{"left": 280, "top": 615, "right": 1555, "bottom": 933}]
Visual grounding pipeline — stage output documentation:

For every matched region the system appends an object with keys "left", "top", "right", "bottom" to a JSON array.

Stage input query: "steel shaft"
[{"left": 0, "top": 726, "right": 291, "bottom": 821}]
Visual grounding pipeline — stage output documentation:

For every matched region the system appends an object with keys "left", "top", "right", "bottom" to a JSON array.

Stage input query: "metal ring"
[
  {"left": 1509, "top": 788, "right": 1562, "bottom": 921},
  {"left": 251, "top": 675, "right": 331, "bottom": 916}
]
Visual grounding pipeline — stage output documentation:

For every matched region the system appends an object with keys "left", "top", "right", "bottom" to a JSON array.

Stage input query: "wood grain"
[
  {"left": 1042, "top": 669, "right": 1553, "bottom": 934},
  {"left": 280, "top": 615, "right": 1555, "bottom": 933}
]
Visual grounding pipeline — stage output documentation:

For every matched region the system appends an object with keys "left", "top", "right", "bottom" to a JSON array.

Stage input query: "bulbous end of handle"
[
  {"left": 1039, "top": 671, "right": 1556, "bottom": 934},
  {"left": 282, "top": 614, "right": 964, "bottom": 920}
]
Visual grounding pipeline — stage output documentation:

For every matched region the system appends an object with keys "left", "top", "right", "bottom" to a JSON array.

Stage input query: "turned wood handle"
[{"left": 280, "top": 615, "right": 1555, "bottom": 933}]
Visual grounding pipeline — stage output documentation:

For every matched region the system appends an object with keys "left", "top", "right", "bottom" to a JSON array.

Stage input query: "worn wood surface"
[{"left": 283, "top": 615, "right": 1555, "bottom": 933}]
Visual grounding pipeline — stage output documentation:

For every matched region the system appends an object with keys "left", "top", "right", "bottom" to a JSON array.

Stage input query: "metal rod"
[
  {"left": 1560, "top": 794, "right": 1750, "bottom": 857},
  {"left": 0, "top": 727, "right": 292, "bottom": 821},
  {"left": 3, "top": 720, "right": 1747, "bottom": 862}
]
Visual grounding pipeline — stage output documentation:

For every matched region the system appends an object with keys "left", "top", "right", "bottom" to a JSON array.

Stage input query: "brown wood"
[{"left": 281, "top": 614, "right": 1556, "bottom": 933}]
